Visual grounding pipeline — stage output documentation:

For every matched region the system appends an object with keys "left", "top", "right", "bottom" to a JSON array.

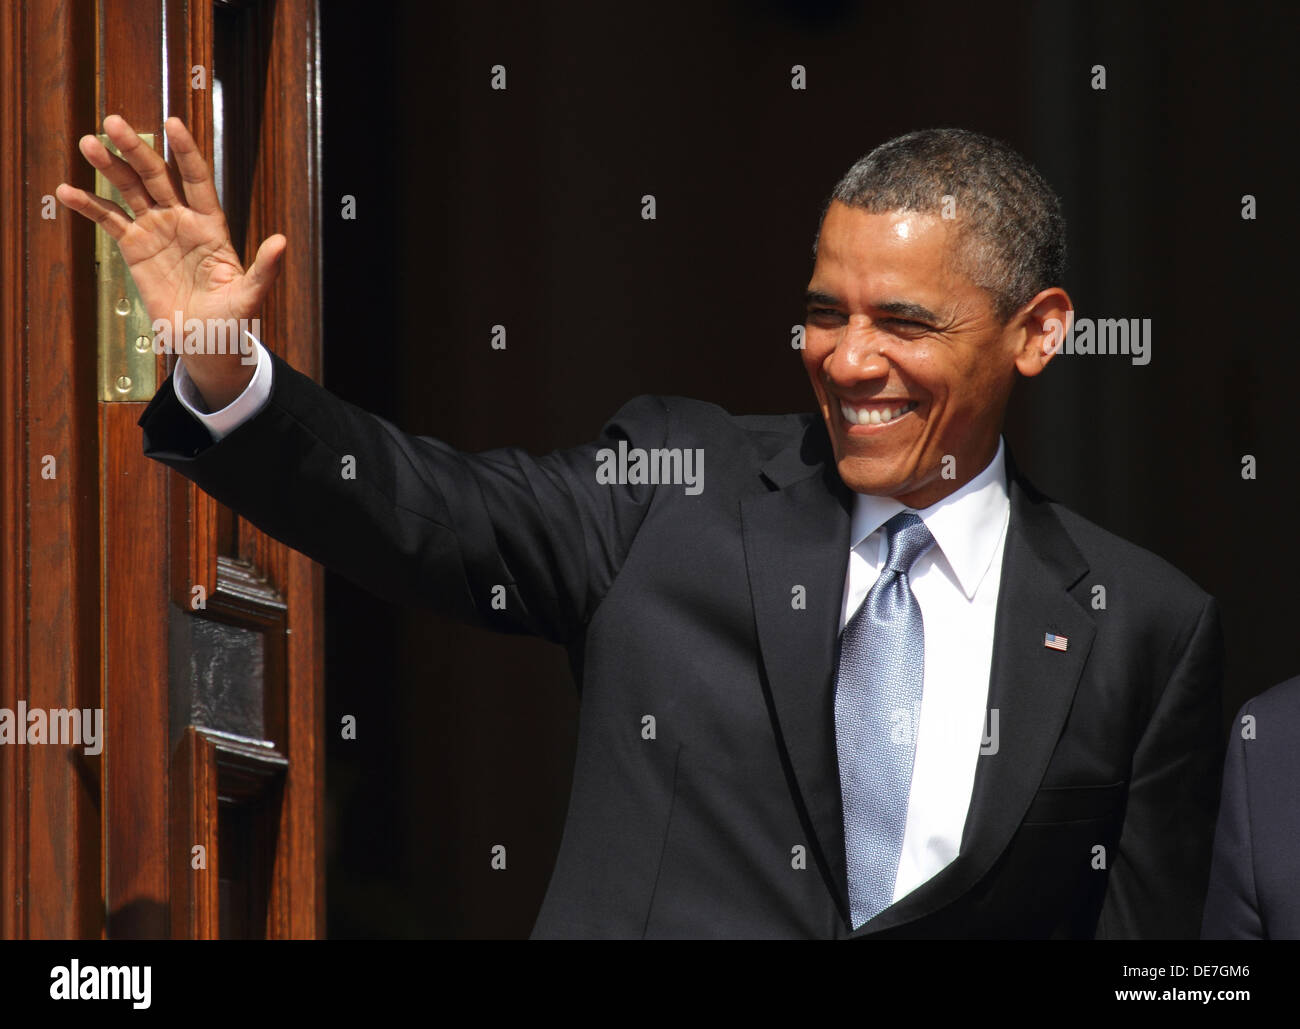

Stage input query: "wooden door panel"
[
  {"left": 1, "top": 0, "right": 323, "bottom": 939},
  {"left": 1, "top": 0, "right": 103, "bottom": 942},
  {"left": 159, "top": 0, "right": 325, "bottom": 940}
]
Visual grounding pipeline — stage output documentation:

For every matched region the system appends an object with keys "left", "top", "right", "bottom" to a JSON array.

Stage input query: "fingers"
[
  {"left": 102, "top": 113, "right": 181, "bottom": 208},
  {"left": 53, "top": 183, "right": 133, "bottom": 239},
  {"left": 164, "top": 117, "right": 222, "bottom": 216},
  {"left": 235, "top": 233, "right": 287, "bottom": 310},
  {"left": 75, "top": 134, "right": 153, "bottom": 217}
]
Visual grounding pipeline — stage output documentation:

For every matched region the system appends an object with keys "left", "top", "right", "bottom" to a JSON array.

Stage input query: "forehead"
[{"left": 811, "top": 201, "right": 974, "bottom": 304}]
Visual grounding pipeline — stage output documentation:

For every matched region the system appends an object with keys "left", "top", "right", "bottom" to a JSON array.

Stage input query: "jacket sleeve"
[
  {"left": 1199, "top": 697, "right": 1264, "bottom": 938},
  {"left": 138, "top": 349, "right": 664, "bottom": 644},
  {"left": 1094, "top": 595, "right": 1226, "bottom": 939}
]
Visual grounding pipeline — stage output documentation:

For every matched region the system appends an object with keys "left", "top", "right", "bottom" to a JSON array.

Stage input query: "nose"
[{"left": 823, "top": 317, "right": 892, "bottom": 389}]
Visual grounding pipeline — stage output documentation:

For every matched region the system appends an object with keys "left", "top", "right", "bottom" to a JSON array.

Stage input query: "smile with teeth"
[{"left": 838, "top": 400, "right": 919, "bottom": 426}]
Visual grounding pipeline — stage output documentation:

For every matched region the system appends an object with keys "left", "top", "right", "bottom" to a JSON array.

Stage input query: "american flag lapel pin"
[{"left": 1044, "top": 632, "right": 1069, "bottom": 652}]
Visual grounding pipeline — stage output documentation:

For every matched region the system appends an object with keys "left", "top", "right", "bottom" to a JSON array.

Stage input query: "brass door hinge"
[{"left": 96, "top": 132, "right": 156, "bottom": 401}]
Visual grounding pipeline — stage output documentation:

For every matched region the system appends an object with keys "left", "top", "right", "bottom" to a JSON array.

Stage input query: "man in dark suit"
[
  {"left": 1202, "top": 677, "right": 1300, "bottom": 939},
  {"left": 59, "top": 118, "right": 1223, "bottom": 938}
]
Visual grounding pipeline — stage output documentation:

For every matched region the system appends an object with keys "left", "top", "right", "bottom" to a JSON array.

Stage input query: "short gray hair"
[{"left": 813, "top": 128, "right": 1067, "bottom": 323}]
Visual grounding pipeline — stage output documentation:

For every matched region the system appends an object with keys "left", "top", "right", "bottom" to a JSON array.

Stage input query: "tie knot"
[{"left": 882, "top": 511, "right": 934, "bottom": 574}]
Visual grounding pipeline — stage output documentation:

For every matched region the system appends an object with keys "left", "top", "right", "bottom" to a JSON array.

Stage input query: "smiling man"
[
  {"left": 777, "top": 131, "right": 1219, "bottom": 937},
  {"left": 62, "top": 120, "right": 1223, "bottom": 938},
  {"left": 803, "top": 139, "right": 1068, "bottom": 507}
]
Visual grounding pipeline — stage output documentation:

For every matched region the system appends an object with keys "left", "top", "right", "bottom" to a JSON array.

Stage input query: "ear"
[{"left": 1009, "top": 287, "right": 1073, "bottom": 378}]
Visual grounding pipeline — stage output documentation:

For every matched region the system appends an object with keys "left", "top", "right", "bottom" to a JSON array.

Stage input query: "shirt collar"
[{"left": 847, "top": 437, "right": 1010, "bottom": 600}]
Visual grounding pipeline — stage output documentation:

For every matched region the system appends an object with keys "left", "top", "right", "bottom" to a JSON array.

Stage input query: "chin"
[{"left": 835, "top": 460, "right": 909, "bottom": 498}]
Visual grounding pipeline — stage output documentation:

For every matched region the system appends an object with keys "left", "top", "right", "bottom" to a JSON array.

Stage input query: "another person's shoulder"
[{"left": 1235, "top": 674, "right": 1300, "bottom": 722}]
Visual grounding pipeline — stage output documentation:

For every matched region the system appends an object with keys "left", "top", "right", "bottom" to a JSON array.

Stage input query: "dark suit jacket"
[
  {"left": 139, "top": 351, "right": 1225, "bottom": 938},
  {"left": 1201, "top": 676, "right": 1300, "bottom": 939}
]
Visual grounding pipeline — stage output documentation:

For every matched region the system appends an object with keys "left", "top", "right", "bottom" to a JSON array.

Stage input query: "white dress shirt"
[
  {"left": 840, "top": 439, "right": 1010, "bottom": 905},
  {"left": 177, "top": 336, "right": 1010, "bottom": 911},
  {"left": 172, "top": 333, "right": 274, "bottom": 438}
]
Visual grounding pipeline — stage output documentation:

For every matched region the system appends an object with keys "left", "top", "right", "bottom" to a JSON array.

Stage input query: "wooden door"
[{"left": 1, "top": 0, "right": 324, "bottom": 939}]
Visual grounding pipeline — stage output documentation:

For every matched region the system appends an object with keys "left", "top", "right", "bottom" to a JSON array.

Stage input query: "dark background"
[{"left": 318, "top": 0, "right": 1299, "bottom": 936}]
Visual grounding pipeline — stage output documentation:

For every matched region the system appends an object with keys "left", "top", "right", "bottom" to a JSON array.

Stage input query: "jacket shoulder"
[
  {"left": 606, "top": 394, "right": 814, "bottom": 459},
  {"left": 1043, "top": 495, "right": 1213, "bottom": 609},
  {"left": 1237, "top": 675, "right": 1300, "bottom": 721}
]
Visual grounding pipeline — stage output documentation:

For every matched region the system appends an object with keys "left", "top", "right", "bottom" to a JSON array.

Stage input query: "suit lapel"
[
  {"left": 740, "top": 419, "right": 855, "bottom": 922},
  {"left": 852, "top": 458, "right": 1097, "bottom": 936}
]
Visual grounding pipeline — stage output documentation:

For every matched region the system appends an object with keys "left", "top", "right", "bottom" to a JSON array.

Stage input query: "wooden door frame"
[
  {"left": 0, "top": 0, "right": 102, "bottom": 941},
  {"left": 1, "top": 0, "right": 324, "bottom": 939}
]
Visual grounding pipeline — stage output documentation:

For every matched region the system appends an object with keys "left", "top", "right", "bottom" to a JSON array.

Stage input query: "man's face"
[{"left": 803, "top": 201, "right": 1020, "bottom": 508}]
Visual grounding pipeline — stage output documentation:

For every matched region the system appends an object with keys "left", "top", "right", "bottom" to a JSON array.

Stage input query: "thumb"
[{"left": 235, "top": 233, "right": 287, "bottom": 313}]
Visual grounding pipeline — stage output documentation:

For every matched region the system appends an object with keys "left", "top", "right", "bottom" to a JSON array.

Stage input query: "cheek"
[
  {"left": 939, "top": 362, "right": 1002, "bottom": 417},
  {"left": 898, "top": 345, "right": 978, "bottom": 404},
  {"left": 882, "top": 347, "right": 941, "bottom": 400},
  {"left": 920, "top": 370, "right": 994, "bottom": 441},
  {"left": 800, "top": 340, "right": 833, "bottom": 384}
]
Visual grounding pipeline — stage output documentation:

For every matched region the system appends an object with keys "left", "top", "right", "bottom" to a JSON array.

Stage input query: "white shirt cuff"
[{"left": 172, "top": 332, "right": 274, "bottom": 442}]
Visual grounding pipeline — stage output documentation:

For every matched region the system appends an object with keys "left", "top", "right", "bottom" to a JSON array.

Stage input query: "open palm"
[{"left": 56, "top": 114, "right": 284, "bottom": 336}]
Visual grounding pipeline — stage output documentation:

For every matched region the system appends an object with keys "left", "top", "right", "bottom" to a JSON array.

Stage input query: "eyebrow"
[
  {"left": 803, "top": 290, "right": 942, "bottom": 324},
  {"left": 803, "top": 289, "right": 842, "bottom": 308}
]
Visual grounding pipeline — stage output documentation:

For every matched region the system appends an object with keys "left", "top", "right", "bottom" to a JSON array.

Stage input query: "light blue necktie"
[{"left": 834, "top": 511, "right": 935, "bottom": 929}]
